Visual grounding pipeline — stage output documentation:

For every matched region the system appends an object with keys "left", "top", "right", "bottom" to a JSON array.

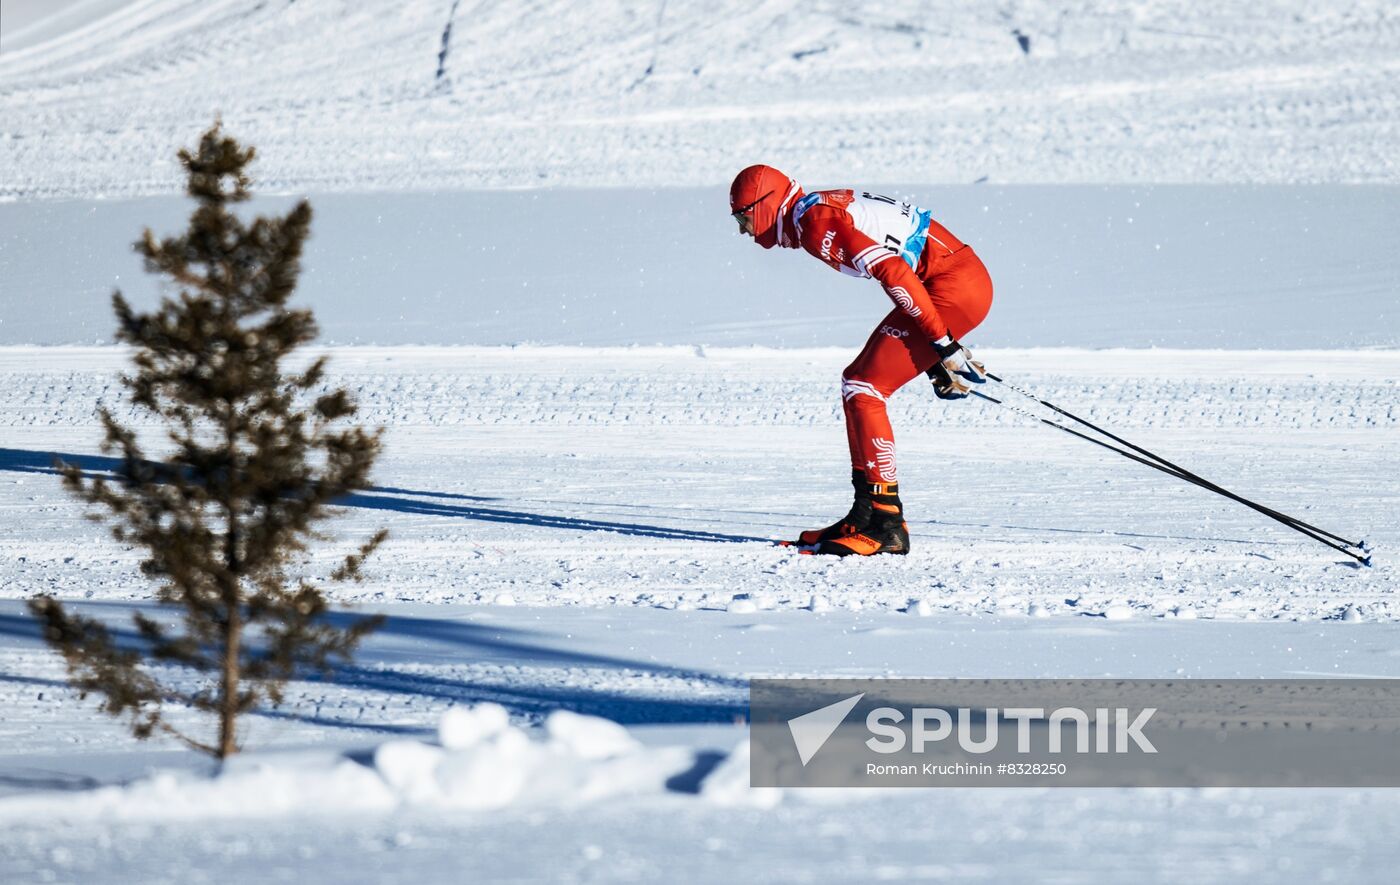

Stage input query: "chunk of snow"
[
  {"left": 374, "top": 740, "right": 446, "bottom": 804},
  {"left": 727, "top": 597, "right": 758, "bottom": 614},
  {"left": 700, "top": 740, "right": 781, "bottom": 809},
  {"left": 435, "top": 728, "right": 536, "bottom": 809},
  {"left": 545, "top": 709, "right": 639, "bottom": 760},
  {"left": 1103, "top": 605, "right": 1135, "bottom": 620},
  {"left": 439, "top": 703, "right": 510, "bottom": 751},
  {"left": 492, "top": 592, "right": 516, "bottom": 606}
]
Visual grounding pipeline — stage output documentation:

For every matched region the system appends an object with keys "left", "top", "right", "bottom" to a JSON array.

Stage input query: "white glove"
[{"left": 926, "top": 336, "right": 987, "bottom": 400}]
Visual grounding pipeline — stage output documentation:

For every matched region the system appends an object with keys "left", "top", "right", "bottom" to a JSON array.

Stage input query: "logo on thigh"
[
  {"left": 878, "top": 324, "right": 908, "bottom": 340},
  {"left": 872, "top": 437, "right": 897, "bottom": 482}
]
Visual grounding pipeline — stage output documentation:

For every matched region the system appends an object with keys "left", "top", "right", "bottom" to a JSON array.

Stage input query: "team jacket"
[{"left": 788, "top": 190, "right": 965, "bottom": 342}]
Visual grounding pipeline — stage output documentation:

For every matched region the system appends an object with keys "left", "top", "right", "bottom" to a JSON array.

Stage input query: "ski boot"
[{"left": 783, "top": 470, "right": 910, "bottom": 556}]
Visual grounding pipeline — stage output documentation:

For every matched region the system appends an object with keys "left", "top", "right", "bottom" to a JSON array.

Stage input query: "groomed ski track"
[{"left": 3, "top": 345, "right": 1392, "bottom": 621}]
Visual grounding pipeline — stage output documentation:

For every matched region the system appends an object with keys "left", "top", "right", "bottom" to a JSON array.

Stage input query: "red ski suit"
[{"left": 778, "top": 188, "right": 993, "bottom": 484}]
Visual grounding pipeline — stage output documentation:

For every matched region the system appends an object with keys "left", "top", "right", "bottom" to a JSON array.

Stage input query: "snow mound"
[
  {"left": 1103, "top": 605, "right": 1137, "bottom": 621},
  {"left": 0, "top": 706, "right": 767, "bottom": 820},
  {"left": 545, "top": 709, "right": 639, "bottom": 760},
  {"left": 380, "top": 705, "right": 692, "bottom": 810},
  {"left": 0, "top": 751, "right": 397, "bottom": 822},
  {"left": 726, "top": 596, "right": 759, "bottom": 614},
  {"left": 438, "top": 702, "right": 510, "bottom": 750},
  {"left": 699, "top": 740, "right": 781, "bottom": 809}
]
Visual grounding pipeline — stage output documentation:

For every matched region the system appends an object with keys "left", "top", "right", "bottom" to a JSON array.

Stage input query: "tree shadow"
[
  {"left": 0, "top": 671, "right": 68, "bottom": 690},
  {"left": 0, "top": 447, "right": 770, "bottom": 544},
  {"left": 314, "top": 662, "right": 745, "bottom": 727},
  {"left": 2, "top": 602, "right": 736, "bottom": 682},
  {"left": 0, "top": 770, "right": 105, "bottom": 792},
  {"left": 0, "top": 601, "right": 749, "bottom": 730}
]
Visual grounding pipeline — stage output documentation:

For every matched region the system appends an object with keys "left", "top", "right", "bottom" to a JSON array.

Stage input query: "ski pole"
[
  {"left": 984, "top": 372, "right": 1368, "bottom": 554},
  {"left": 971, "top": 388, "right": 1368, "bottom": 563},
  {"left": 970, "top": 384, "right": 1370, "bottom": 565},
  {"left": 970, "top": 388, "right": 1363, "bottom": 561},
  {"left": 968, "top": 386, "right": 1338, "bottom": 554}
]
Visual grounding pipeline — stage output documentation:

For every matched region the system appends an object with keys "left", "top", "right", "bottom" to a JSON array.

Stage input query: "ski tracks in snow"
[
  {"left": 3, "top": 0, "right": 1400, "bottom": 197},
  {"left": 0, "top": 345, "right": 1394, "bottom": 622}
]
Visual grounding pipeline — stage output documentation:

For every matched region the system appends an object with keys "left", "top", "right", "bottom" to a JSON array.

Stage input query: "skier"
[{"left": 729, "top": 164, "right": 993, "bottom": 556}]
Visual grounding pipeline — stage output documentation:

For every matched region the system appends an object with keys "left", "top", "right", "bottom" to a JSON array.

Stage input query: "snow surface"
[
  {"left": 2, "top": 342, "right": 1396, "bottom": 877},
  {"left": 3, "top": 0, "right": 1400, "bottom": 198},
  {"left": 3, "top": 1, "right": 1400, "bottom": 880},
  {"left": 6, "top": 600, "right": 1400, "bottom": 881},
  {"left": 3, "top": 185, "right": 1397, "bottom": 348},
  {"left": 6, "top": 790, "right": 1400, "bottom": 882},
  {"left": 2, "top": 345, "right": 1393, "bottom": 620},
  {"left": 0, "top": 0, "right": 127, "bottom": 55},
  {"left": 0, "top": 704, "right": 703, "bottom": 819}
]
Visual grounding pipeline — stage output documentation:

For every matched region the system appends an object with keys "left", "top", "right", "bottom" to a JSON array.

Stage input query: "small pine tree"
[{"left": 29, "top": 124, "right": 386, "bottom": 759}]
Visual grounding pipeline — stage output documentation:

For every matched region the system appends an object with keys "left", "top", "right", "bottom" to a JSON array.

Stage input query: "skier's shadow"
[
  {"left": 339, "top": 490, "right": 767, "bottom": 543},
  {"left": 0, "top": 448, "right": 768, "bottom": 544}
]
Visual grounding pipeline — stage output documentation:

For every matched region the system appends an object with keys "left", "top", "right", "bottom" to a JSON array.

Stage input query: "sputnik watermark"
[
  {"left": 787, "top": 694, "right": 1156, "bottom": 764},
  {"left": 751, "top": 679, "right": 1400, "bottom": 787},
  {"left": 865, "top": 705, "right": 1156, "bottom": 755}
]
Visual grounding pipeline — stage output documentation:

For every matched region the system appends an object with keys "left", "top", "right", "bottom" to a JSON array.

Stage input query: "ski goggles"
[{"left": 731, "top": 190, "right": 774, "bottom": 234}]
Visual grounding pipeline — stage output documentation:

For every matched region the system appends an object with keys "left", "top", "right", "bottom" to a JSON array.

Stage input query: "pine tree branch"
[
  {"left": 157, "top": 722, "right": 218, "bottom": 756},
  {"left": 332, "top": 529, "right": 389, "bottom": 582}
]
